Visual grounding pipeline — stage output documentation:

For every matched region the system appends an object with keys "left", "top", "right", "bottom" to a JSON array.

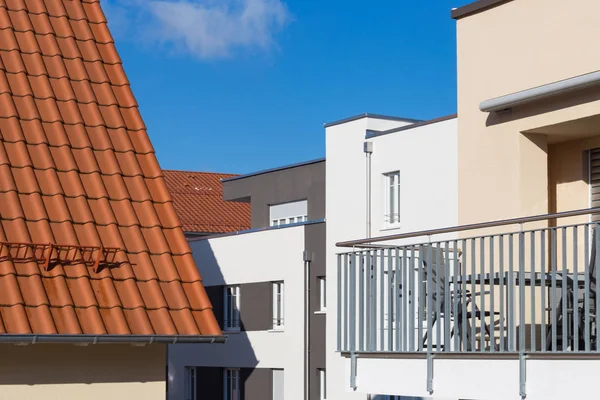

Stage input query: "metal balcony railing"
[{"left": 336, "top": 208, "right": 600, "bottom": 354}]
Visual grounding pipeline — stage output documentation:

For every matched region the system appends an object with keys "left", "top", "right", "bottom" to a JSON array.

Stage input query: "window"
[
  {"left": 383, "top": 171, "right": 400, "bottom": 226},
  {"left": 224, "top": 286, "right": 240, "bottom": 331},
  {"left": 272, "top": 369, "right": 284, "bottom": 400},
  {"left": 224, "top": 369, "right": 240, "bottom": 400},
  {"left": 272, "top": 281, "right": 284, "bottom": 329},
  {"left": 318, "top": 277, "right": 326, "bottom": 311},
  {"left": 269, "top": 200, "right": 308, "bottom": 227},
  {"left": 318, "top": 369, "right": 326, "bottom": 400},
  {"left": 186, "top": 367, "right": 197, "bottom": 400}
]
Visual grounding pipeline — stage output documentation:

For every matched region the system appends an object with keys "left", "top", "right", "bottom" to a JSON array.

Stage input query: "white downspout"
[{"left": 364, "top": 141, "right": 374, "bottom": 238}]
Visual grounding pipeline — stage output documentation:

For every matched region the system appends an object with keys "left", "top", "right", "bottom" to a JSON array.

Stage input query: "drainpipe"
[
  {"left": 303, "top": 250, "right": 313, "bottom": 400},
  {"left": 364, "top": 141, "right": 374, "bottom": 238}
]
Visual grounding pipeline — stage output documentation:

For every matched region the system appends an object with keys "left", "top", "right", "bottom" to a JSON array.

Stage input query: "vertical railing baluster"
[
  {"left": 380, "top": 249, "right": 385, "bottom": 351},
  {"left": 359, "top": 252, "right": 365, "bottom": 351},
  {"left": 461, "top": 239, "right": 468, "bottom": 352},
  {"left": 453, "top": 240, "right": 460, "bottom": 352},
  {"left": 508, "top": 234, "right": 515, "bottom": 352},
  {"left": 388, "top": 248, "right": 394, "bottom": 351},
  {"left": 499, "top": 235, "right": 505, "bottom": 352},
  {"left": 344, "top": 254, "right": 349, "bottom": 352},
  {"left": 490, "top": 236, "right": 496, "bottom": 353},
  {"left": 471, "top": 238, "right": 476, "bottom": 352},
  {"left": 402, "top": 247, "right": 408, "bottom": 351},
  {"left": 427, "top": 245, "right": 433, "bottom": 354},
  {"left": 395, "top": 248, "right": 401, "bottom": 351},
  {"left": 519, "top": 231, "right": 525, "bottom": 353},
  {"left": 541, "top": 230, "right": 547, "bottom": 352},
  {"left": 350, "top": 253, "right": 356, "bottom": 353},
  {"left": 562, "top": 227, "right": 568, "bottom": 352},
  {"left": 337, "top": 254, "right": 342, "bottom": 352},
  {"left": 551, "top": 228, "right": 557, "bottom": 352},
  {"left": 372, "top": 250, "right": 378, "bottom": 351},
  {"left": 366, "top": 250, "right": 372, "bottom": 351},
  {"left": 480, "top": 237, "right": 486, "bottom": 351},
  {"left": 436, "top": 242, "right": 442, "bottom": 352},
  {"left": 573, "top": 226, "right": 579, "bottom": 352},
  {"left": 409, "top": 246, "right": 416, "bottom": 351},
  {"left": 585, "top": 226, "right": 590, "bottom": 352},
  {"left": 530, "top": 231, "right": 536, "bottom": 352},
  {"left": 444, "top": 241, "right": 451, "bottom": 352},
  {"left": 418, "top": 245, "right": 424, "bottom": 352}
]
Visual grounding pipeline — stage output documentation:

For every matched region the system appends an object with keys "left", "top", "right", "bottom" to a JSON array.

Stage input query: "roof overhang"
[
  {"left": 0, "top": 334, "right": 227, "bottom": 345},
  {"left": 451, "top": 0, "right": 513, "bottom": 20}
]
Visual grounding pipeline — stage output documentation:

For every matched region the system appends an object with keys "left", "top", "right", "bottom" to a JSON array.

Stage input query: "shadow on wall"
[
  {"left": 168, "top": 239, "right": 260, "bottom": 400},
  {"left": 0, "top": 344, "right": 165, "bottom": 385}
]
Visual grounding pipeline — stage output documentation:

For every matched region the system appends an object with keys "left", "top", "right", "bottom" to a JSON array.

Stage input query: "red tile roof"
[
  {"left": 0, "top": 0, "right": 221, "bottom": 338},
  {"left": 163, "top": 170, "right": 251, "bottom": 234}
]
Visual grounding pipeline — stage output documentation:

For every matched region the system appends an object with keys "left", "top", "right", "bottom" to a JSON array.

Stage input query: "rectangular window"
[
  {"left": 269, "top": 200, "right": 308, "bottom": 227},
  {"left": 318, "top": 369, "right": 326, "bottom": 400},
  {"left": 272, "top": 281, "right": 284, "bottom": 329},
  {"left": 186, "top": 367, "right": 197, "bottom": 400},
  {"left": 224, "top": 286, "right": 240, "bottom": 331},
  {"left": 318, "top": 277, "right": 326, "bottom": 311},
  {"left": 224, "top": 369, "right": 240, "bottom": 400},
  {"left": 383, "top": 171, "right": 400, "bottom": 226},
  {"left": 272, "top": 369, "right": 284, "bottom": 400}
]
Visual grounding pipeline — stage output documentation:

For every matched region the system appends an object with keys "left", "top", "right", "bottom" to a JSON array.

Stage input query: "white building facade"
[{"left": 325, "top": 114, "right": 458, "bottom": 400}]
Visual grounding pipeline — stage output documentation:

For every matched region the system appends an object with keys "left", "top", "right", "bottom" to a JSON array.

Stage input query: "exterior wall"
[
  {"left": 456, "top": 0, "right": 600, "bottom": 227},
  {"left": 170, "top": 223, "right": 325, "bottom": 400},
  {"left": 0, "top": 343, "right": 165, "bottom": 400},
  {"left": 222, "top": 160, "right": 326, "bottom": 229},
  {"left": 325, "top": 116, "right": 458, "bottom": 400}
]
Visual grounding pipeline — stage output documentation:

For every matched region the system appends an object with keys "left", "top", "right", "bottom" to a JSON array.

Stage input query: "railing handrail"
[{"left": 336, "top": 207, "right": 600, "bottom": 248}]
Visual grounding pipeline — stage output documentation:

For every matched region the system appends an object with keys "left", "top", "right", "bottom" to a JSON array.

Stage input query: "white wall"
[
  {"left": 169, "top": 226, "right": 306, "bottom": 400},
  {"left": 325, "top": 116, "right": 458, "bottom": 400}
]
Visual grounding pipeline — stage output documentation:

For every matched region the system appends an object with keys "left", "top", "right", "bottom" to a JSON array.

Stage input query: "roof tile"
[{"left": 0, "top": 0, "right": 221, "bottom": 337}]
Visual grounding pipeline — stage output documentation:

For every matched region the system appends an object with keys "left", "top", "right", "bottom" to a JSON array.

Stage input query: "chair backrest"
[{"left": 590, "top": 226, "right": 598, "bottom": 293}]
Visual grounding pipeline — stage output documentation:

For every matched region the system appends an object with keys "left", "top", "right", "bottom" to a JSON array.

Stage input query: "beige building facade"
[
  {"left": 456, "top": 0, "right": 600, "bottom": 228},
  {"left": 0, "top": 344, "right": 165, "bottom": 400}
]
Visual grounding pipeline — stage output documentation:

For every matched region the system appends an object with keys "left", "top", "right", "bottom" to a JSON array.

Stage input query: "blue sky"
[{"left": 105, "top": 0, "right": 467, "bottom": 174}]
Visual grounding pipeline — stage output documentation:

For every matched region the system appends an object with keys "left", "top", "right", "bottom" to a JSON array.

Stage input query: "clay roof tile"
[{"left": 0, "top": 0, "right": 221, "bottom": 338}]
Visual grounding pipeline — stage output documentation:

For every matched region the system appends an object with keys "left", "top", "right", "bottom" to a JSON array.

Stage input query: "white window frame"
[
  {"left": 272, "top": 281, "right": 284, "bottom": 329},
  {"left": 224, "top": 286, "right": 240, "bottom": 331},
  {"left": 383, "top": 171, "right": 400, "bottom": 227},
  {"left": 272, "top": 369, "right": 284, "bottom": 400},
  {"left": 319, "top": 369, "right": 326, "bottom": 400},
  {"left": 318, "top": 277, "right": 326, "bottom": 311},
  {"left": 224, "top": 369, "right": 240, "bottom": 400},
  {"left": 186, "top": 366, "right": 197, "bottom": 400}
]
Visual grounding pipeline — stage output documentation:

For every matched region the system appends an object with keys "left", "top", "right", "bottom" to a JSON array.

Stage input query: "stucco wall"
[
  {"left": 456, "top": 0, "right": 600, "bottom": 226},
  {"left": 325, "top": 116, "right": 458, "bottom": 400},
  {"left": 169, "top": 225, "right": 307, "bottom": 400},
  {"left": 0, "top": 343, "right": 165, "bottom": 400}
]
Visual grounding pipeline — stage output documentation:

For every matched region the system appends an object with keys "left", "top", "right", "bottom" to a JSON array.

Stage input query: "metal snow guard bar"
[
  {"left": 0, "top": 334, "right": 227, "bottom": 344},
  {"left": 336, "top": 207, "right": 600, "bottom": 248}
]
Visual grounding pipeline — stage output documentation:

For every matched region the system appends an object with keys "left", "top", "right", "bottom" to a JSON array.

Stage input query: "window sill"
[
  {"left": 380, "top": 224, "right": 401, "bottom": 232},
  {"left": 223, "top": 328, "right": 241, "bottom": 334},
  {"left": 314, "top": 310, "right": 326, "bottom": 315},
  {"left": 268, "top": 328, "right": 285, "bottom": 333}
]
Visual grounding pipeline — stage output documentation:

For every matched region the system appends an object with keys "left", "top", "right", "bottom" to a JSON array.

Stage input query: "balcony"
[{"left": 336, "top": 208, "right": 600, "bottom": 400}]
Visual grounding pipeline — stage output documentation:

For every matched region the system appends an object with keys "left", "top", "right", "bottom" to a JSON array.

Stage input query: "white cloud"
[{"left": 105, "top": 0, "right": 291, "bottom": 59}]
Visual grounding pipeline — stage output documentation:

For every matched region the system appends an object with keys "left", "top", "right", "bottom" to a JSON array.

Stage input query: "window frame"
[
  {"left": 383, "top": 171, "right": 401, "bottom": 227},
  {"left": 186, "top": 366, "right": 197, "bottom": 400},
  {"left": 224, "top": 285, "right": 240, "bottom": 331},
  {"left": 318, "top": 276, "right": 326, "bottom": 311},
  {"left": 318, "top": 369, "right": 326, "bottom": 400},
  {"left": 272, "top": 281, "right": 285, "bottom": 329},
  {"left": 272, "top": 368, "right": 284, "bottom": 400},
  {"left": 223, "top": 368, "right": 240, "bottom": 400}
]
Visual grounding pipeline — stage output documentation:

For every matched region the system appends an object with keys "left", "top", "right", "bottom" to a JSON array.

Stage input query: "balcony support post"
[
  {"left": 426, "top": 352, "right": 434, "bottom": 395},
  {"left": 350, "top": 351, "right": 357, "bottom": 390},
  {"left": 519, "top": 353, "right": 527, "bottom": 398}
]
